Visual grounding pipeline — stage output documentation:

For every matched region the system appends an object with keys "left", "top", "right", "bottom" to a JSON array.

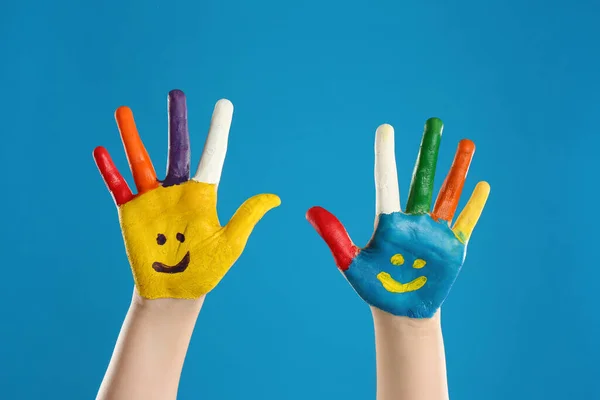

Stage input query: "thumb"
[
  {"left": 306, "top": 206, "right": 359, "bottom": 271},
  {"left": 225, "top": 193, "right": 281, "bottom": 246}
]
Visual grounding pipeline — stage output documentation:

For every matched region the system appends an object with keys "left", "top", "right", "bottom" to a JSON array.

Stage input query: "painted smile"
[
  {"left": 376, "top": 272, "right": 427, "bottom": 293},
  {"left": 152, "top": 251, "right": 191, "bottom": 274}
]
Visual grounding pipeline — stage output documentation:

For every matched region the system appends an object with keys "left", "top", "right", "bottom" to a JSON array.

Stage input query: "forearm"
[
  {"left": 97, "top": 289, "right": 204, "bottom": 400},
  {"left": 372, "top": 307, "right": 448, "bottom": 400}
]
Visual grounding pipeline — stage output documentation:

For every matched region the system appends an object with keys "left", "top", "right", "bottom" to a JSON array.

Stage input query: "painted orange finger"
[
  {"left": 115, "top": 106, "right": 159, "bottom": 194},
  {"left": 93, "top": 146, "right": 134, "bottom": 206},
  {"left": 431, "top": 139, "right": 475, "bottom": 222}
]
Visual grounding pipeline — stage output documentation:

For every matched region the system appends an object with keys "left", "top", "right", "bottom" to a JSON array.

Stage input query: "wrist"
[
  {"left": 371, "top": 306, "right": 442, "bottom": 337},
  {"left": 97, "top": 288, "right": 204, "bottom": 400},
  {"left": 371, "top": 307, "right": 449, "bottom": 400},
  {"left": 130, "top": 287, "right": 205, "bottom": 319}
]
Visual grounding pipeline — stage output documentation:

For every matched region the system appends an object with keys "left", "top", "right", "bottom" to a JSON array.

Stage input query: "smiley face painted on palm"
[
  {"left": 116, "top": 180, "right": 239, "bottom": 298},
  {"left": 345, "top": 213, "right": 465, "bottom": 318},
  {"left": 307, "top": 120, "right": 490, "bottom": 318},
  {"left": 153, "top": 232, "right": 189, "bottom": 273},
  {"left": 94, "top": 89, "right": 280, "bottom": 299}
]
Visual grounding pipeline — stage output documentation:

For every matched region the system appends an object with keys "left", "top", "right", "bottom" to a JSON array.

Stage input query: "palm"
[
  {"left": 94, "top": 90, "right": 279, "bottom": 300},
  {"left": 307, "top": 121, "right": 489, "bottom": 318},
  {"left": 347, "top": 213, "right": 465, "bottom": 318}
]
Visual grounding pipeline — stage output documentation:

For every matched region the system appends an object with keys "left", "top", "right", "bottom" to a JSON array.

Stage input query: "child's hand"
[
  {"left": 93, "top": 90, "right": 280, "bottom": 299},
  {"left": 307, "top": 120, "right": 489, "bottom": 318}
]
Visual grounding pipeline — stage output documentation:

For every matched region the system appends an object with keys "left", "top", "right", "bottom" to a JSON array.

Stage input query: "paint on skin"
[
  {"left": 93, "top": 90, "right": 281, "bottom": 299},
  {"left": 405, "top": 118, "right": 443, "bottom": 215},
  {"left": 306, "top": 206, "right": 358, "bottom": 271},
  {"left": 305, "top": 118, "right": 490, "bottom": 319},
  {"left": 306, "top": 195, "right": 489, "bottom": 318},
  {"left": 115, "top": 106, "right": 160, "bottom": 194},
  {"left": 119, "top": 180, "right": 279, "bottom": 298},
  {"left": 152, "top": 251, "right": 191, "bottom": 273},
  {"left": 344, "top": 212, "right": 466, "bottom": 319},
  {"left": 390, "top": 254, "right": 404, "bottom": 265},
  {"left": 377, "top": 272, "right": 427, "bottom": 293},
  {"left": 93, "top": 146, "right": 134, "bottom": 206},
  {"left": 432, "top": 139, "right": 475, "bottom": 222},
  {"left": 453, "top": 181, "right": 490, "bottom": 244},
  {"left": 156, "top": 232, "right": 185, "bottom": 245},
  {"left": 163, "top": 90, "right": 191, "bottom": 187}
]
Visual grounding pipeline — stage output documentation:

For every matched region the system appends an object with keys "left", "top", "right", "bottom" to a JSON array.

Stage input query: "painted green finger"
[{"left": 405, "top": 118, "right": 443, "bottom": 215}]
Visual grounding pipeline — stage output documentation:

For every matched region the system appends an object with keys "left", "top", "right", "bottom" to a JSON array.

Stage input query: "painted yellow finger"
[
  {"left": 452, "top": 181, "right": 490, "bottom": 243},
  {"left": 225, "top": 193, "right": 281, "bottom": 247}
]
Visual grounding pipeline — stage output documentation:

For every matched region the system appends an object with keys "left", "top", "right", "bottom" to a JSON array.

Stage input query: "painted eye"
[
  {"left": 390, "top": 254, "right": 405, "bottom": 265},
  {"left": 156, "top": 233, "right": 167, "bottom": 245},
  {"left": 176, "top": 233, "right": 185, "bottom": 243},
  {"left": 413, "top": 259, "right": 426, "bottom": 269}
]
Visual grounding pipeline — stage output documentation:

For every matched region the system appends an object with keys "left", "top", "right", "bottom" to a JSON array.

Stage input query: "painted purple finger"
[{"left": 163, "top": 89, "right": 191, "bottom": 187}]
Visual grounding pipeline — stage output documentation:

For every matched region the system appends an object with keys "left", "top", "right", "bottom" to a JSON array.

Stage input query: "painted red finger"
[
  {"left": 93, "top": 146, "right": 134, "bottom": 206},
  {"left": 306, "top": 206, "right": 359, "bottom": 271}
]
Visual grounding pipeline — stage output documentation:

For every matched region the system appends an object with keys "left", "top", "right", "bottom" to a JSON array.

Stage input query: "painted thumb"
[
  {"left": 225, "top": 193, "right": 281, "bottom": 244},
  {"left": 306, "top": 206, "right": 357, "bottom": 271}
]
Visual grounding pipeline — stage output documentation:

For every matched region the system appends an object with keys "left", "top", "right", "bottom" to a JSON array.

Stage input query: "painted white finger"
[
  {"left": 193, "top": 99, "right": 234, "bottom": 186},
  {"left": 375, "top": 124, "right": 401, "bottom": 215}
]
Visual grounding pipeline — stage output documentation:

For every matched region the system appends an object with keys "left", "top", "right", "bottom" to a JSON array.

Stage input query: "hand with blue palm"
[{"left": 307, "top": 120, "right": 490, "bottom": 318}]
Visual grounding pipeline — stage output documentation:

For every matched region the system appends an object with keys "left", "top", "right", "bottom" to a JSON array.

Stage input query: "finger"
[
  {"left": 115, "top": 106, "right": 159, "bottom": 194},
  {"left": 431, "top": 139, "right": 476, "bottom": 222},
  {"left": 405, "top": 118, "right": 443, "bottom": 215},
  {"left": 224, "top": 193, "right": 281, "bottom": 246},
  {"left": 452, "top": 182, "right": 490, "bottom": 244},
  {"left": 193, "top": 99, "right": 233, "bottom": 186},
  {"left": 163, "top": 89, "right": 190, "bottom": 187},
  {"left": 306, "top": 206, "right": 359, "bottom": 271},
  {"left": 375, "top": 124, "right": 401, "bottom": 215},
  {"left": 93, "top": 146, "right": 134, "bottom": 206}
]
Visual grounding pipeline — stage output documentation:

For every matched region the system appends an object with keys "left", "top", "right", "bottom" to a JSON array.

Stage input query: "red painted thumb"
[{"left": 306, "top": 206, "right": 359, "bottom": 271}]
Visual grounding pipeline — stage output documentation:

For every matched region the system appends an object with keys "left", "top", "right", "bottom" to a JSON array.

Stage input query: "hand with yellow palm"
[{"left": 93, "top": 90, "right": 280, "bottom": 299}]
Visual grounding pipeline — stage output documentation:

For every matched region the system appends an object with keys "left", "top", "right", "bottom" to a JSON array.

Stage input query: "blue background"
[{"left": 1, "top": 0, "right": 598, "bottom": 398}]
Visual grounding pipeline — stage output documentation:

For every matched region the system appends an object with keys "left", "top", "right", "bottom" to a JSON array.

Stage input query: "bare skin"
[
  {"left": 372, "top": 308, "right": 449, "bottom": 400},
  {"left": 96, "top": 289, "right": 204, "bottom": 400}
]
